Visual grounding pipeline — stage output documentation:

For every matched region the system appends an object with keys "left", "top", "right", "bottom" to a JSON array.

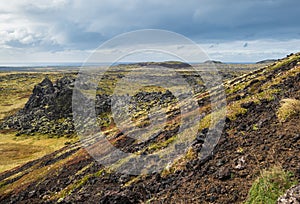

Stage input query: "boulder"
[{"left": 277, "top": 184, "right": 300, "bottom": 203}]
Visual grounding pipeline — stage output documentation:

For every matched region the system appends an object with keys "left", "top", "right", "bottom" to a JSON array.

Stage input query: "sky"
[{"left": 0, "top": 0, "right": 299, "bottom": 64}]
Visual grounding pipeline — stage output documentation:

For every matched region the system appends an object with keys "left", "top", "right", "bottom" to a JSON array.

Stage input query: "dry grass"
[
  {"left": 0, "top": 72, "right": 79, "bottom": 172},
  {"left": 277, "top": 98, "right": 300, "bottom": 122},
  {"left": 0, "top": 98, "right": 29, "bottom": 120},
  {"left": 0, "top": 133, "right": 75, "bottom": 173}
]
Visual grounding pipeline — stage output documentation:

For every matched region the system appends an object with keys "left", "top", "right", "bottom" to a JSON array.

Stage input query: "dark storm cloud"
[
  {"left": 4, "top": 0, "right": 298, "bottom": 50},
  {"left": 155, "top": 0, "right": 300, "bottom": 41}
]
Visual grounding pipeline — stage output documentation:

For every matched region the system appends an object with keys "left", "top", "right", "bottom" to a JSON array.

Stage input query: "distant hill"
[
  {"left": 256, "top": 59, "right": 277, "bottom": 64},
  {"left": 135, "top": 61, "right": 192, "bottom": 69},
  {"left": 203, "top": 60, "right": 224, "bottom": 64}
]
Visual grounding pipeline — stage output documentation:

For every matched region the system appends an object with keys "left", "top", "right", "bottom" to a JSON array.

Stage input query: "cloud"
[
  {"left": 202, "top": 39, "right": 300, "bottom": 62},
  {"left": 0, "top": 0, "right": 299, "bottom": 63}
]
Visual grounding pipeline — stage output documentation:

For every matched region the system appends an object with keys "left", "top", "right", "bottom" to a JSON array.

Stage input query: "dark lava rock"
[
  {"left": 216, "top": 167, "right": 231, "bottom": 180},
  {"left": 0, "top": 75, "right": 180, "bottom": 138},
  {"left": 0, "top": 73, "right": 116, "bottom": 137},
  {"left": 241, "top": 101, "right": 255, "bottom": 109},
  {"left": 1, "top": 76, "right": 77, "bottom": 136},
  {"left": 216, "top": 159, "right": 226, "bottom": 167},
  {"left": 100, "top": 193, "right": 134, "bottom": 204}
]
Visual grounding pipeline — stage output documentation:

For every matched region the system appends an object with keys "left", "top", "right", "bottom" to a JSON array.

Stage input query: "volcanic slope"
[{"left": 0, "top": 53, "right": 300, "bottom": 203}]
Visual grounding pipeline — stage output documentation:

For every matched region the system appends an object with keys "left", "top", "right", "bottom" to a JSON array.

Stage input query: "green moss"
[
  {"left": 75, "top": 162, "right": 95, "bottom": 176},
  {"left": 94, "top": 168, "right": 111, "bottom": 177},
  {"left": 252, "top": 124, "right": 259, "bottom": 131},
  {"left": 199, "top": 107, "right": 226, "bottom": 130},
  {"left": 262, "top": 66, "right": 300, "bottom": 91},
  {"left": 55, "top": 167, "right": 112, "bottom": 200},
  {"left": 0, "top": 181, "right": 7, "bottom": 189},
  {"left": 145, "top": 198, "right": 156, "bottom": 203},
  {"left": 123, "top": 175, "right": 142, "bottom": 187},
  {"left": 268, "top": 54, "right": 300, "bottom": 72},
  {"left": 226, "top": 88, "right": 280, "bottom": 122},
  {"left": 245, "top": 166, "right": 298, "bottom": 204},
  {"left": 148, "top": 135, "right": 177, "bottom": 152},
  {"left": 57, "top": 174, "right": 92, "bottom": 199},
  {"left": 226, "top": 82, "right": 246, "bottom": 94},
  {"left": 109, "top": 156, "right": 136, "bottom": 172},
  {"left": 227, "top": 103, "right": 248, "bottom": 121}
]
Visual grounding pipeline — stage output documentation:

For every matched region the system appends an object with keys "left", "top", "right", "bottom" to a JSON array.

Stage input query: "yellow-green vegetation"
[
  {"left": 277, "top": 98, "right": 300, "bottom": 122},
  {"left": 0, "top": 132, "right": 76, "bottom": 173},
  {"left": 163, "top": 86, "right": 282, "bottom": 176},
  {"left": 123, "top": 175, "right": 142, "bottom": 187},
  {"left": 145, "top": 198, "right": 157, "bottom": 203},
  {"left": 161, "top": 147, "right": 197, "bottom": 177},
  {"left": 245, "top": 166, "right": 298, "bottom": 204},
  {"left": 236, "top": 146, "right": 244, "bottom": 153},
  {"left": 262, "top": 65, "right": 300, "bottom": 91},
  {"left": 198, "top": 107, "right": 226, "bottom": 130},
  {"left": 268, "top": 53, "right": 300, "bottom": 71},
  {"left": 226, "top": 75, "right": 251, "bottom": 94},
  {"left": 54, "top": 168, "right": 111, "bottom": 200},
  {"left": 226, "top": 88, "right": 280, "bottom": 122},
  {"left": 148, "top": 135, "right": 177, "bottom": 152},
  {"left": 200, "top": 88, "right": 277, "bottom": 129},
  {"left": 252, "top": 124, "right": 259, "bottom": 131},
  {"left": 75, "top": 162, "right": 95, "bottom": 176},
  {"left": 225, "top": 54, "right": 300, "bottom": 98},
  {"left": 227, "top": 102, "right": 248, "bottom": 121},
  {"left": 97, "top": 113, "right": 112, "bottom": 127},
  {"left": 57, "top": 174, "right": 92, "bottom": 200}
]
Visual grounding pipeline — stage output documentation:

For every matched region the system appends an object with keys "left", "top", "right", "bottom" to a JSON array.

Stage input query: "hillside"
[{"left": 0, "top": 54, "right": 300, "bottom": 203}]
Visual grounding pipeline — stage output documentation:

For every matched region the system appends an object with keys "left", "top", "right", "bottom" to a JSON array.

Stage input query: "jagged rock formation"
[
  {"left": 1, "top": 76, "right": 75, "bottom": 136},
  {"left": 1, "top": 76, "right": 177, "bottom": 137}
]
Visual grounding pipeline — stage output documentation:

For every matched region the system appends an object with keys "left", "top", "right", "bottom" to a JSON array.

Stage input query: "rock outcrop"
[
  {"left": 1, "top": 76, "right": 75, "bottom": 136},
  {"left": 0, "top": 76, "right": 177, "bottom": 137}
]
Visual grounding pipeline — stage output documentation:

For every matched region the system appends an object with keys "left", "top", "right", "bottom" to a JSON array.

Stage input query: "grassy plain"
[{"left": 0, "top": 71, "right": 76, "bottom": 173}]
